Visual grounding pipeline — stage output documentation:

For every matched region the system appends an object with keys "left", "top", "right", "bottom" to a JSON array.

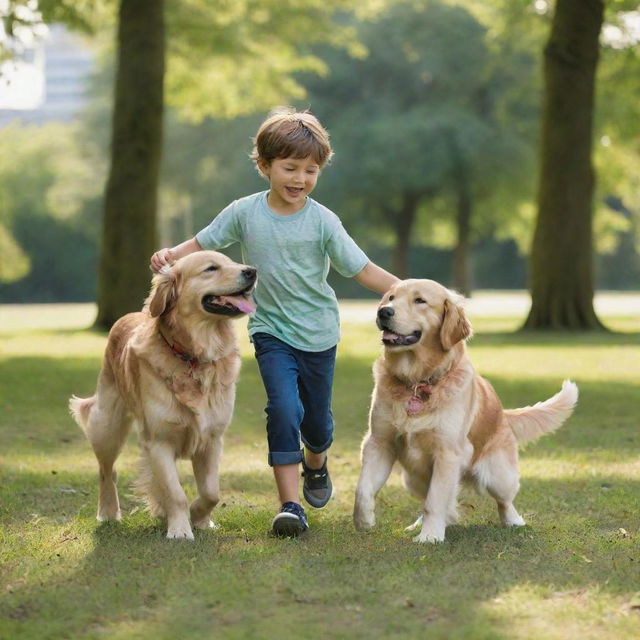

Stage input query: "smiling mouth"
[
  {"left": 381, "top": 329, "right": 422, "bottom": 347},
  {"left": 285, "top": 187, "right": 303, "bottom": 196},
  {"left": 202, "top": 284, "right": 256, "bottom": 317}
]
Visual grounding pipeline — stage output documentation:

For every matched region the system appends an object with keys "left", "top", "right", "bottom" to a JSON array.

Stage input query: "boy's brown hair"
[{"left": 251, "top": 107, "right": 334, "bottom": 170}]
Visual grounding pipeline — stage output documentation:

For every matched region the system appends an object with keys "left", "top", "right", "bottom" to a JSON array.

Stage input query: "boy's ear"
[
  {"left": 146, "top": 272, "right": 178, "bottom": 317},
  {"left": 256, "top": 158, "right": 270, "bottom": 178},
  {"left": 440, "top": 298, "right": 472, "bottom": 351}
]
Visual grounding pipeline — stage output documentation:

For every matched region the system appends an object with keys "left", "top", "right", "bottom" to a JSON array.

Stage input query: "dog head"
[
  {"left": 376, "top": 279, "right": 472, "bottom": 352},
  {"left": 146, "top": 251, "right": 257, "bottom": 319}
]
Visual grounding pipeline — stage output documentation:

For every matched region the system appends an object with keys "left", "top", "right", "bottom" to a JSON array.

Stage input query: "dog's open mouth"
[
  {"left": 381, "top": 329, "right": 422, "bottom": 347},
  {"left": 202, "top": 285, "right": 256, "bottom": 317}
]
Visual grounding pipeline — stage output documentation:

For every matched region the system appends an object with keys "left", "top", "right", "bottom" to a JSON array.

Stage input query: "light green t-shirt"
[{"left": 195, "top": 191, "right": 369, "bottom": 351}]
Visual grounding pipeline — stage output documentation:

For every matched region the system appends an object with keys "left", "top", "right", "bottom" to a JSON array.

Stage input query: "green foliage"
[
  {"left": 163, "top": 0, "right": 365, "bottom": 122},
  {"left": 0, "top": 223, "right": 29, "bottom": 282},
  {"left": 0, "top": 123, "right": 103, "bottom": 296},
  {"left": 305, "top": 0, "right": 541, "bottom": 246}
]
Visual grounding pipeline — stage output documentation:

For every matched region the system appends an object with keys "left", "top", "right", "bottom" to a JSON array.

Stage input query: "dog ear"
[
  {"left": 440, "top": 298, "right": 472, "bottom": 351},
  {"left": 146, "top": 272, "right": 177, "bottom": 317}
]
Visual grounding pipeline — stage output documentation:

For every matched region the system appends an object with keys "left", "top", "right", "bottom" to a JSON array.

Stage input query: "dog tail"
[
  {"left": 505, "top": 380, "right": 578, "bottom": 445},
  {"left": 134, "top": 451, "right": 166, "bottom": 518},
  {"left": 69, "top": 395, "right": 95, "bottom": 432}
]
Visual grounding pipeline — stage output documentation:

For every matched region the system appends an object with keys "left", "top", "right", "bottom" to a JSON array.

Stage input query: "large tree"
[
  {"left": 95, "top": 0, "right": 164, "bottom": 328},
  {"left": 524, "top": 0, "right": 605, "bottom": 330}
]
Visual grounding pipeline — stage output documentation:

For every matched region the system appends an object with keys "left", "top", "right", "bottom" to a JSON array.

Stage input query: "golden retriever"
[
  {"left": 353, "top": 279, "right": 578, "bottom": 543},
  {"left": 70, "top": 251, "right": 256, "bottom": 539}
]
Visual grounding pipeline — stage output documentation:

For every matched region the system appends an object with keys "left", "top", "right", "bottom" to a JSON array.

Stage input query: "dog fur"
[
  {"left": 70, "top": 251, "right": 256, "bottom": 539},
  {"left": 353, "top": 279, "right": 578, "bottom": 543}
]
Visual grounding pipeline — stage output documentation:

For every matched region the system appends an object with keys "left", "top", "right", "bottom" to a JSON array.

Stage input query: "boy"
[{"left": 151, "top": 107, "right": 398, "bottom": 536}]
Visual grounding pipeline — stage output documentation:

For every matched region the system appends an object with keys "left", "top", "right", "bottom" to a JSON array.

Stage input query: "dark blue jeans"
[{"left": 252, "top": 332, "right": 336, "bottom": 466}]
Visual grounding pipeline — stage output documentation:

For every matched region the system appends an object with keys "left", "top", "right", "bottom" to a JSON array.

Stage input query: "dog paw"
[
  {"left": 504, "top": 515, "right": 526, "bottom": 527},
  {"left": 193, "top": 519, "right": 220, "bottom": 531},
  {"left": 166, "top": 523, "right": 195, "bottom": 540},
  {"left": 353, "top": 514, "right": 376, "bottom": 531},
  {"left": 412, "top": 519, "right": 446, "bottom": 543},
  {"left": 97, "top": 510, "right": 122, "bottom": 522},
  {"left": 412, "top": 531, "right": 445, "bottom": 544}
]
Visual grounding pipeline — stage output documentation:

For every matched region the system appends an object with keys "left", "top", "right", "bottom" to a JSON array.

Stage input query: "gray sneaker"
[{"left": 302, "top": 457, "right": 332, "bottom": 508}]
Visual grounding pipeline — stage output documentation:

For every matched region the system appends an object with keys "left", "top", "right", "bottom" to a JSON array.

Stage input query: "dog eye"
[
  {"left": 388, "top": 295, "right": 395, "bottom": 301},
  {"left": 415, "top": 297, "right": 427, "bottom": 304},
  {"left": 204, "top": 265, "right": 219, "bottom": 272}
]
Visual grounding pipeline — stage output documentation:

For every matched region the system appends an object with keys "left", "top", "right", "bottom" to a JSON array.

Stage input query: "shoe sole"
[{"left": 272, "top": 512, "right": 308, "bottom": 537}]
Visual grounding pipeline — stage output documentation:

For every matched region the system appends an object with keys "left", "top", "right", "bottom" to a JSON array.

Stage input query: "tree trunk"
[
  {"left": 524, "top": 0, "right": 605, "bottom": 330},
  {"left": 390, "top": 192, "right": 420, "bottom": 279},
  {"left": 449, "top": 134, "right": 472, "bottom": 296},
  {"left": 452, "top": 183, "right": 472, "bottom": 297},
  {"left": 95, "top": 0, "right": 165, "bottom": 329}
]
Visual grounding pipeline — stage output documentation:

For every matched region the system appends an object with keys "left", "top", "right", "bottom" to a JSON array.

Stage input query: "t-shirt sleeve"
[
  {"left": 195, "top": 200, "right": 241, "bottom": 250},
  {"left": 325, "top": 218, "right": 369, "bottom": 278}
]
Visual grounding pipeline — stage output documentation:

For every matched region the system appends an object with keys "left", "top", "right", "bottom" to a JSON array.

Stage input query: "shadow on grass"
[{"left": 1, "top": 474, "right": 638, "bottom": 639}]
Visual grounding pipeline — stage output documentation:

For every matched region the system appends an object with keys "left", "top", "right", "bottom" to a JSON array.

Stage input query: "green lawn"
[{"left": 1, "top": 297, "right": 639, "bottom": 639}]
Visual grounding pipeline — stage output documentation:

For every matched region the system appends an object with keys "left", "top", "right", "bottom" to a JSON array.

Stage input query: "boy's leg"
[
  {"left": 253, "top": 333, "right": 305, "bottom": 470},
  {"left": 297, "top": 345, "right": 336, "bottom": 508},
  {"left": 305, "top": 450, "right": 327, "bottom": 469},
  {"left": 273, "top": 463, "right": 300, "bottom": 504},
  {"left": 252, "top": 333, "right": 308, "bottom": 535}
]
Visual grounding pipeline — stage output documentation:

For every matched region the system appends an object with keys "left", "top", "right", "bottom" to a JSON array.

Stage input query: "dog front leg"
[
  {"left": 190, "top": 436, "right": 222, "bottom": 530},
  {"left": 148, "top": 441, "right": 194, "bottom": 540},
  {"left": 414, "top": 450, "right": 461, "bottom": 543},
  {"left": 354, "top": 433, "right": 397, "bottom": 531}
]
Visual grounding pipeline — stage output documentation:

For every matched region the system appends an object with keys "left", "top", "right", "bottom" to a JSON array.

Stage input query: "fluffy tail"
[
  {"left": 505, "top": 380, "right": 578, "bottom": 445},
  {"left": 69, "top": 395, "right": 95, "bottom": 433}
]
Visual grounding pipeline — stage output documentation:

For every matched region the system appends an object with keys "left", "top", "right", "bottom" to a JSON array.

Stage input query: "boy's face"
[{"left": 258, "top": 155, "right": 320, "bottom": 213}]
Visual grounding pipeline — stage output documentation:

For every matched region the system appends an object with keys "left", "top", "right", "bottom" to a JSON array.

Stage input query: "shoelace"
[
  {"left": 281, "top": 502, "right": 308, "bottom": 526},
  {"left": 303, "top": 469, "right": 328, "bottom": 489}
]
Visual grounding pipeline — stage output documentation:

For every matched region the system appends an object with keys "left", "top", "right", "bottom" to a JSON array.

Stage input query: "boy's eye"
[{"left": 204, "top": 265, "right": 219, "bottom": 272}]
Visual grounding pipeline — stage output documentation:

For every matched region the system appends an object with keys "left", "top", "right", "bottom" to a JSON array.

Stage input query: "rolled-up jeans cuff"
[
  {"left": 268, "top": 449, "right": 304, "bottom": 467},
  {"left": 301, "top": 435, "right": 333, "bottom": 455}
]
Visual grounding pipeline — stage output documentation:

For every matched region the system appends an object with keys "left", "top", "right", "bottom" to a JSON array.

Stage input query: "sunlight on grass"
[{"left": 1, "top": 296, "right": 639, "bottom": 640}]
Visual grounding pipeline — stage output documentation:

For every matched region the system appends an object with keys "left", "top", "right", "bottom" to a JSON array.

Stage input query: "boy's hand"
[{"left": 150, "top": 248, "right": 175, "bottom": 273}]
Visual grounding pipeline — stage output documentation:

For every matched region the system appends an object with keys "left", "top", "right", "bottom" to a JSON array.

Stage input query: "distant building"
[{"left": 0, "top": 24, "right": 95, "bottom": 127}]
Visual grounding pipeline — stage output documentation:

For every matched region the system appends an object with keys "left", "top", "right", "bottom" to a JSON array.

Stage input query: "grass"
[{"left": 1, "top": 295, "right": 639, "bottom": 639}]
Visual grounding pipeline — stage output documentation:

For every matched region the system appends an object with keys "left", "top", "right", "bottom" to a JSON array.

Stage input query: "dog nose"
[
  {"left": 377, "top": 306, "right": 395, "bottom": 320},
  {"left": 242, "top": 268, "right": 257, "bottom": 282}
]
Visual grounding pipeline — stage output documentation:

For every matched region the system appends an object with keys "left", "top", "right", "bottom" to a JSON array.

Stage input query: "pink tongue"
[
  {"left": 218, "top": 295, "right": 256, "bottom": 314},
  {"left": 383, "top": 330, "right": 399, "bottom": 340}
]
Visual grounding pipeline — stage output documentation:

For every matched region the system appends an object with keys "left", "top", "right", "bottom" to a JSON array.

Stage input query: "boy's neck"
[{"left": 267, "top": 190, "right": 307, "bottom": 216}]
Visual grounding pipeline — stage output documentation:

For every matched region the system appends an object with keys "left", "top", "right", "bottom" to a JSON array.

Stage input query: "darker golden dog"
[{"left": 70, "top": 251, "right": 256, "bottom": 539}]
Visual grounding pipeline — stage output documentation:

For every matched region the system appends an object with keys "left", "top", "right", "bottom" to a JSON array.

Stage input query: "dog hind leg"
[
  {"left": 70, "top": 381, "right": 131, "bottom": 522},
  {"left": 473, "top": 450, "right": 525, "bottom": 527}
]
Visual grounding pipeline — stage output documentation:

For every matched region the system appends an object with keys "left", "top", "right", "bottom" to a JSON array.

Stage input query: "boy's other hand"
[{"left": 150, "top": 248, "right": 175, "bottom": 273}]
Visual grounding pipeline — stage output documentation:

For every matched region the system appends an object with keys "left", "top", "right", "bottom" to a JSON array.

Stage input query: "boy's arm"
[
  {"left": 150, "top": 237, "right": 202, "bottom": 273},
  {"left": 353, "top": 261, "right": 400, "bottom": 295}
]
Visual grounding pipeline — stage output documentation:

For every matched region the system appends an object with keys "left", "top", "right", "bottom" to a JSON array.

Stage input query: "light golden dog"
[
  {"left": 353, "top": 279, "right": 578, "bottom": 543},
  {"left": 70, "top": 251, "right": 256, "bottom": 539}
]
